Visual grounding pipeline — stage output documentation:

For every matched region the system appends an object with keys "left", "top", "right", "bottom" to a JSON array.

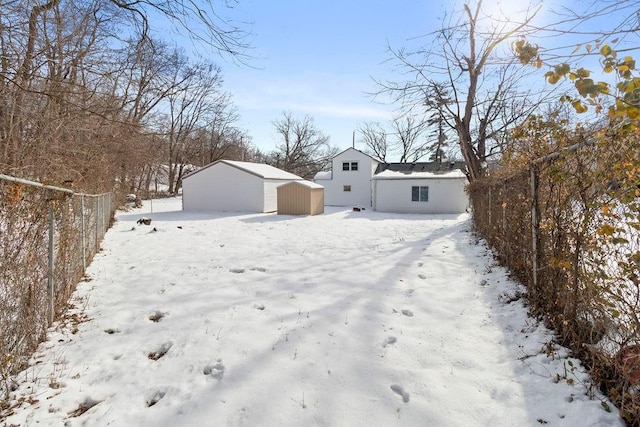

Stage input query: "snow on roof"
[
  {"left": 375, "top": 161, "right": 467, "bottom": 175},
  {"left": 278, "top": 180, "right": 324, "bottom": 189},
  {"left": 372, "top": 169, "right": 467, "bottom": 180},
  {"left": 223, "top": 160, "right": 303, "bottom": 180},
  {"left": 185, "top": 160, "right": 303, "bottom": 181},
  {"left": 333, "top": 147, "right": 381, "bottom": 163},
  {"left": 313, "top": 171, "right": 332, "bottom": 180}
]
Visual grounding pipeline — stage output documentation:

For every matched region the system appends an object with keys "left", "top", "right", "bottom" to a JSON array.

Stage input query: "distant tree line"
[{"left": 0, "top": 0, "right": 257, "bottom": 196}]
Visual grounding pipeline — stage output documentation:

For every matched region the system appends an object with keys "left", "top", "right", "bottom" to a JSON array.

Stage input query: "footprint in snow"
[
  {"left": 148, "top": 311, "right": 166, "bottom": 322},
  {"left": 390, "top": 384, "right": 410, "bottom": 403},
  {"left": 418, "top": 274, "right": 427, "bottom": 280},
  {"left": 203, "top": 360, "right": 225, "bottom": 380},
  {"left": 146, "top": 390, "right": 166, "bottom": 407},
  {"left": 250, "top": 267, "right": 267, "bottom": 272},
  {"left": 68, "top": 397, "right": 102, "bottom": 417},
  {"left": 392, "top": 309, "right": 414, "bottom": 317},
  {"left": 382, "top": 336, "right": 397, "bottom": 348},
  {"left": 229, "top": 268, "right": 245, "bottom": 274},
  {"left": 148, "top": 341, "right": 173, "bottom": 361}
]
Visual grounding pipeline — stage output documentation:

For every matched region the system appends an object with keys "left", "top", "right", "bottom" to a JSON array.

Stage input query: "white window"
[
  {"left": 342, "top": 162, "right": 358, "bottom": 171},
  {"left": 411, "top": 186, "right": 428, "bottom": 202}
]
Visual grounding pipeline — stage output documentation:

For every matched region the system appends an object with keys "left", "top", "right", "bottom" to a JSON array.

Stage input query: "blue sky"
[
  {"left": 180, "top": 1, "right": 637, "bottom": 156},
  {"left": 219, "top": 1, "right": 446, "bottom": 153}
]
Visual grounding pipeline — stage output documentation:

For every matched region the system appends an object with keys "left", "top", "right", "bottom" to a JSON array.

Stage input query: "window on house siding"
[
  {"left": 411, "top": 186, "right": 429, "bottom": 202},
  {"left": 342, "top": 162, "right": 358, "bottom": 171},
  {"left": 343, "top": 185, "right": 351, "bottom": 192}
]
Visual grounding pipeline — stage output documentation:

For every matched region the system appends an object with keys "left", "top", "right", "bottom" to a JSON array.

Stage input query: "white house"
[
  {"left": 313, "top": 148, "right": 380, "bottom": 207},
  {"left": 372, "top": 163, "right": 468, "bottom": 214},
  {"left": 182, "top": 160, "right": 303, "bottom": 213}
]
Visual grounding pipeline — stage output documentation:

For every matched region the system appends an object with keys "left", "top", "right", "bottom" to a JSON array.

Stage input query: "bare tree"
[
  {"left": 189, "top": 93, "right": 244, "bottom": 165},
  {"left": 108, "top": 0, "right": 250, "bottom": 59},
  {"left": 378, "top": 0, "right": 545, "bottom": 181},
  {"left": 390, "top": 114, "right": 428, "bottom": 162},
  {"left": 160, "top": 55, "right": 226, "bottom": 194},
  {"left": 271, "top": 111, "right": 337, "bottom": 179},
  {"left": 358, "top": 121, "right": 388, "bottom": 161},
  {"left": 0, "top": 0, "right": 249, "bottom": 191}
]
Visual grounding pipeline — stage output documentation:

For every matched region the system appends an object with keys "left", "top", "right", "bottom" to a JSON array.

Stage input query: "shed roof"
[
  {"left": 184, "top": 160, "right": 303, "bottom": 180},
  {"left": 279, "top": 180, "right": 324, "bottom": 189}
]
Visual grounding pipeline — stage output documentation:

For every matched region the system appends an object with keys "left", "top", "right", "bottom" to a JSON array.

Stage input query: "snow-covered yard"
[{"left": 3, "top": 198, "right": 624, "bottom": 426}]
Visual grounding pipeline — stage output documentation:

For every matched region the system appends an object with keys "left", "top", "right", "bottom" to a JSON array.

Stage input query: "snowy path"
[{"left": 4, "top": 198, "right": 622, "bottom": 426}]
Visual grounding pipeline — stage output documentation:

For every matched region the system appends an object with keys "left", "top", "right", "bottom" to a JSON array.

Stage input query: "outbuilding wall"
[
  {"left": 182, "top": 162, "right": 264, "bottom": 212},
  {"left": 309, "top": 188, "right": 324, "bottom": 215},
  {"left": 373, "top": 177, "right": 468, "bottom": 214},
  {"left": 277, "top": 182, "right": 324, "bottom": 215},
  {"left": 263, "top": 180, "right": 288, "bottom": 213}
]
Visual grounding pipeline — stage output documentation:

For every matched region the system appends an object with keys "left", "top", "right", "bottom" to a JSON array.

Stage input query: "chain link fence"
[
  {"left": 0, "top": 174, "right": 115, "bottom": 404},
  {"left": 468, "top": 138, "right": 640, "bottom": 423}
]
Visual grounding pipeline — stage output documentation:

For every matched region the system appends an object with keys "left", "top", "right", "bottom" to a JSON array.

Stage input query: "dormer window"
[{"left": 342, "top": 161, "right": 358, "bottom": 171}]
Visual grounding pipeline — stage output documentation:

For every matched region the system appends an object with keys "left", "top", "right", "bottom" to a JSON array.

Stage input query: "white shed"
[
  {"left": 182, "top": 160, "right": 303, "bottom": 213},
  {"left": 372, "top": 169, "right": 469, "bottom": 214}
]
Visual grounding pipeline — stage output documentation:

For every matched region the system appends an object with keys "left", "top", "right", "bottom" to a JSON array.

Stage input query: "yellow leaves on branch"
[
  {"left": 514, "top": 39, "right": 542, "bottom": 68},
  {"left": 597, "top": 223, "right": 616, "bottom": 236},
  {"left": 517, "top": 40, "right": 640, "bottom": 118},
  {"left": 5, "top": 183, "right": 23, "bottom": 205}
]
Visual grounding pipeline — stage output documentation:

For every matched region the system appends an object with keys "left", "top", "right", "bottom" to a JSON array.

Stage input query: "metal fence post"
[
  {"left": 530, "top": 165, "right": 539, "bottom": 293},
  {"left": 81, "top": 195, "right": 86, "bottom": 271},
  {"left": 502, "top": 195, "right": 507, "bottom": 254},
  {"left": 47, "top": 201, "right": 55, "bottom": 325},
  {"left": 95, "top": 196, "right": 99, "bottom": 252},
  {"left": 488, "top": 186, "right": 492, "bottom": 228}
]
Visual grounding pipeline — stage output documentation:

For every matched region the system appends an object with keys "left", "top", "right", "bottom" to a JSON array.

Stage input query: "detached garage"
[
  {"left": 372, "top": 169, "right": 469, "bottom": 214},
  {"left": 182, "top": 160, "right": 303, "bottom": 213},
  {"left": 277, "top": 181, "right": 324, "bottom": 215}
]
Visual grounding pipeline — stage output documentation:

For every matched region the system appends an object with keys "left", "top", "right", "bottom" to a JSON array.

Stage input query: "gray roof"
[{"left": 374, "top": 161, "right": 467, "bottom": 175}]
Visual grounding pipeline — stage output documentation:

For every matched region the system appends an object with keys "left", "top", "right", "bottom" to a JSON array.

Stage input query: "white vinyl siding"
[
  {"left": 373, "top": 177, "right": 467, "bottom": 214},
  {"left": 263, "top": 180, "right": 282, "bottom": 213},
  {"left": 183, "top": 162, "right": 264, "bottom": 212},
  {"left": 182, "top": 161, "right": 302, "bottom": 213},
  {"left": 320, "top": 149, "right": 378, "bottom": 206}
]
